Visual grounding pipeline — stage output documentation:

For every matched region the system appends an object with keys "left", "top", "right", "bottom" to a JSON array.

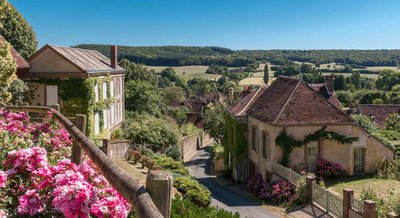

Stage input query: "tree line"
[{"left": 76, "top": 44, "right": 400, "bottom": 67}]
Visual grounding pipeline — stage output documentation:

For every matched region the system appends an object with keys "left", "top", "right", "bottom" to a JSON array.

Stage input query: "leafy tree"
[
  {"left": 376, "top": 69, "right": 400, "bottom": 91},
  {"left": 8, "top": 78, "right": 28, "bottom": 105},
  {"left": 221, "top": 80, "right": 237, "bottom": 92},
  {"left": 384, "top": 113, "right": 400, "bottom": 132},
  {"left": 0, "top": 40, "right": 16, "bottom": 102},
  {"left": 203, "top": 103, "right": 225, "bottom": 143},
  {"left": 372, "top": 98, "right": 384, "bottom": 105},
  {"left": 334, "top": 75, "right": 346, "bottom": 90},
  {"left": 206, "top": 65, "right": 228, "bottom": 74},
  {"left": 162, "top": 86, "right": 185, "bottom": 105},
  {"left": 123, "top": 114, "right": 180, "bottom": 151},
  {"left": 263, "top": 64, "right": 269, "bottom": 85},
  {"left": 352, "top": 114, "right": 378, "bottom": 132},
  {"left": 119, "top": 59, "right": 158, "bottom": 84},
  {"left": 187, "top": 78, "right": 216, "bottom": 96},
  {"left": 125, "top": 80, "right": 161, "bottom": 116},
  {"left": 167, "top": 106, "right": 190, "bottom": 125},
  {"left": 300, "top": 63, "right": 314, "bottom": 74},
  {"left": 0, "top": 0, "right": 37, "bottom": 58},
  {"left": 160, "top": 67, "right": 178, "bottom": 82}
]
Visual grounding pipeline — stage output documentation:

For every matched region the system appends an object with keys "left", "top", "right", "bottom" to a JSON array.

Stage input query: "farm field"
[
  {"left": 363, "top": 66, "right": 400, "bottom": 72},
  {"left": 146, "top": 65, "right": 221, "bottom": 80},
  {"left": 321, "top": 72, "right": 379, "bottom": 79}
]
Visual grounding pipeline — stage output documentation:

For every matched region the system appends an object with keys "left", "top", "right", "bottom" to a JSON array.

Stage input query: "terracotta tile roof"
[
  {"left": 229, "top": 87, "right": 265, "bottom": 117},
  {"left": 29, "top": 44, "right": 124, "bottom": 74},
  {"left": 309, "top": 83, "right": 342, "bottom": 108},
  {"left": 356, "top": 104, "right": 400, "bottom": 127},
  {"left": 0, "top": 35, "right": 30, "bottom": 69},
  {"left": 247, "top": 76, "right": 354, "bottom": 125}
]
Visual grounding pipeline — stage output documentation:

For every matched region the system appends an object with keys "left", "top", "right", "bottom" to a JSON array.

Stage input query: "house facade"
[
  {"left": 229, "top": 76, "right": 394, "bottom": 182},
  {"left": 19, "top": 45, "right": 125, "bottom": 137}
]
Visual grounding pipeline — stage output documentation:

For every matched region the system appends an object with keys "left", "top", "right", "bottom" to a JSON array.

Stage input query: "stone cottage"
[
  {"left": 228, "top": 76, "right": 394, "bottom": 182},
  {"left": 20, "top": 45, "right": 125, "bottom": 137}
]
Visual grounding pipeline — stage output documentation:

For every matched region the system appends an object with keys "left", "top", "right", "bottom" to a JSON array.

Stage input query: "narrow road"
[{"left": 186, "top": 147, "right": 280, "bottom": 218}]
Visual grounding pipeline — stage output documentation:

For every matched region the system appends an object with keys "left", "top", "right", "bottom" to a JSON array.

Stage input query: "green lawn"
[{"left": 326, "top": 176, "right": 400, "bottom": 199}]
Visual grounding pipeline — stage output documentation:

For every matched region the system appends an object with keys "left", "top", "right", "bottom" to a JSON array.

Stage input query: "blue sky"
[{"left": 9, "top": 0, "right": 400, "bottom": 50}]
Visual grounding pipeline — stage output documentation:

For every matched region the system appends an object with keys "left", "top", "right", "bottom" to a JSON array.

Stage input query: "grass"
[
  {"left": 326, "top": 176, "right": 400, "bottom": 199},
  {"left": 112, "top": 158, "right": 148, "bottom": 183},
  {"left": 146, "top": 65, "right": 221, "bottom": 80}
]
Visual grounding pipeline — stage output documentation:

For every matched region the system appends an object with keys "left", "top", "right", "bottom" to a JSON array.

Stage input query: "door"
[
  {"left": 354, "top": 148, "right": 365, "bottom": 174},
  {"left": 307, "top": 142, "right": 319, "bottom": 171},
  {"left": 46, "top": 85, "right": 58, "bottom": 106}
]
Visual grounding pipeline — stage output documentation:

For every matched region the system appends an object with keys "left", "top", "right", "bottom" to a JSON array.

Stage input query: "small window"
[
  {"left": 262, "top": 132, "right": 270, "bottom": 160},
  {"left": 94, "top": 83, "right": 99, "bottom": 102},
  {"left": 103, "top": 109, "right": 108, "bottom": 130},
  {"left": 94, "top": 112, "right": 100, "bottom": 135},
  {"left": 102, "top": 82, "right": 107, "bottom": 100},
  {"left": 110, "top": 80, "right": 115, "bottom": 97},
  {"left": 252, "top": 126, "right": 257, "bottom": 151}
]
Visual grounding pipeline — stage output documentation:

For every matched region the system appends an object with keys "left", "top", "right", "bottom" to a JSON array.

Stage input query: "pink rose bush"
[
  {"left": 0, "top": 110, "right": 131, "bottom": 217},
  {"left": 316, "top": 158, "right": 345, "bottom": 178}
]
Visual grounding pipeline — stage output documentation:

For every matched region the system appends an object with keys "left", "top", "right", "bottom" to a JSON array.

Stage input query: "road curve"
[{"left": 185, "top": 147, "right": 281, "bottom": 218}]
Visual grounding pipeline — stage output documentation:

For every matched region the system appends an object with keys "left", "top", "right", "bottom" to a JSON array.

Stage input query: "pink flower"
[
  {"left": 0, "top": 171, "right": 7, "bottom": 188},
  {"left": 17, "top": 189, "right": 45, "bottom": 216}
]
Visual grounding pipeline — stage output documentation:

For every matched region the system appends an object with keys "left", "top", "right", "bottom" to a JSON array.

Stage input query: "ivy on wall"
[
  {"left": 223, "top": 113, "right": 247, "bottom": 168},
  {"left": 30, "top": 76, "right": 114, "bottom": 137},
  {"left": 275, "top": 126, "right": 359, "bottom": 167}
]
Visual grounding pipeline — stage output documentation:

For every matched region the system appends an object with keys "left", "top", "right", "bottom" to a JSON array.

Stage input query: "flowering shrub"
[
  {"left": 258, "top": 179, "right": 297, "bottom": 205},
  {"left": 247, "top": 174, "right": 263, "bottom": 193},
  {"left": 316, "top": 159, "right": 345, "bottom": 178},
  {"left": 0, "top": 109, "right": 131, "bottom": 217}
]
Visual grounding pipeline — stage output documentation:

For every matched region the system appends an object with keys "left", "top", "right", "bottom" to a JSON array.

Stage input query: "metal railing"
[
  {"left": 272, "top": 162, "right": 306, "bottom": 185},
  {"left": 1, "top": 104, "right": 163, "bottom": 218}
]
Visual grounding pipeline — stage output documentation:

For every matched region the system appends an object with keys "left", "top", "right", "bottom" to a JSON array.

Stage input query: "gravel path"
[{"left": 186, "top": 147, "right": 281, "bottom": 218}]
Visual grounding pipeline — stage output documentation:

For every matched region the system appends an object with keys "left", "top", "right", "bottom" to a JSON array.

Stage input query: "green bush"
[
  {"left": 155, "top": 156, "right": 189, "bottom": 175},
  {"left": 111, "top": 128, "right": 125, "bottom": 141},
  {"left": 171, "top": 194, "right": 239, "bottom": 218},
  {"left": 174, "top": 177, "right": 212, "bottom": 207},
  {"left": 360, "top": 188, "right": 400, "bottom": 217},
  {"left": 165, "top": 145, "right": 181, "bottom": 161},
  {"left": 180, "top": 122, "right": 199, "bottom": 136},
  {"left": 210, "top": 143, "right": 224, "bottom": 159},
  {"left": 376, "top": 159, "right": 400, "bottom": 180}
]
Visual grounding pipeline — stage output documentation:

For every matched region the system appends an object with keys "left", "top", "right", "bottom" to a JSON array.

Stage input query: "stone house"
[
  {"left": 19, "top": 45, "right": 125, "bottom": 137},
  {"left": 355, "top": 104, "right": 400, "bottom": 128},
  {"left": 228, "top": 76, "right": 394, "bottom": 182}
]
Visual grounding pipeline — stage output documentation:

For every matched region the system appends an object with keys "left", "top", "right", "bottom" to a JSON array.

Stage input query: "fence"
[
  {"left": 1, "top": 104, "right": 167, "bottom": 218},
  {"left": 312, "top": 182, "right": 343, "bottom": 218},
  {"left": 272, "top": 162, "right": 306, "bottom": 185},
  {"left": 351, "top": 196, "right": 364, "bottom": 214}
]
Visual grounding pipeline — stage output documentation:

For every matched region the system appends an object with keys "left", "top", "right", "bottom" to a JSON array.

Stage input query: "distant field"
[
  {"left": 146, "top": 65, "right": 220, "bottom": 80},
  {"left": 321, "top": 72, "right": 379, "bottom": 79},
  {"left": 319, "top": 62, "right": 345, "bottom": 70},
  {"left": 363, "top": 66, "right": 400, "bottom": 72},
  {"left": 239, "top": 77, "right": 264, "bottom": 86}
]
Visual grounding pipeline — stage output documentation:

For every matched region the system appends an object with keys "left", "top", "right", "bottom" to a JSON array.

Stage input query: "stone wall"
[{"left": 101, "top": 140, "right": 131, "bottom": 159}]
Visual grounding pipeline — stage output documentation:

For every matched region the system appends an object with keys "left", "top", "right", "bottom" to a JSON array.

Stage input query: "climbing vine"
[
  {"left": 275, "top": 126, "right": 359, "bottom": 167},
  {"left": 223, "top": 113, "right": 247, "bottom": 167},
  {"left": 29, "top": 76, "right": 114, "bottom": 137}
]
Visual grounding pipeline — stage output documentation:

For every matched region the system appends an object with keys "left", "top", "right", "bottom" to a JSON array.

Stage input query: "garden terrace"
[{"left": 0, "top": 102, "right": 163, "bottom": 218}]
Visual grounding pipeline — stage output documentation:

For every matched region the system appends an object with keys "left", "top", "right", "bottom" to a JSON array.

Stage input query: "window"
[
  {"left": 251, "top": 126, "right": 257, "bottom": 151},
  {"left": 111, "top": 104, "right": 115, "bottom": 125},
  {"left": 262, "top": 131, "right": 270, "bottom": 160},
  {"left": 103, "top": 109, "right": 108, "bottom": 130},
  {"left": 102, "top": 82, "right": 107, "bottom": 100},
  {"left": 94, "top": 83, "right": 99, "bottom": 102},
  {"left": 45, "top": 85, "right": 58, "bottom": 106},
  {"left": 94, "top": 112, "right": 100, "bottom": 135},
  {"left": 115, "top": 78, "right": 120, "bottom": 95},
  {"left": 110, "top": 80, "right": 115, "bottom": 97}
]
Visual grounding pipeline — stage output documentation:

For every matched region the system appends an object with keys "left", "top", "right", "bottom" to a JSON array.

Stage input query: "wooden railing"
[
  {"left": 272, "top": 162, "right": 306, "bottom": 185},
  {"left": 1, "top": 104, "right": 164, "bottom": 218}
]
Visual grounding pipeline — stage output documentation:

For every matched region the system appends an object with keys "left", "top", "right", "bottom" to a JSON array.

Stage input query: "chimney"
[
  {"left": 325, "top": 75, "right": 335, "bottom": 93},
  {"left": 227, "top": 87, "right": 234, "bottom": 102},
  {"left": 111, "top": 45, "right": 118, "bottom": 69}
]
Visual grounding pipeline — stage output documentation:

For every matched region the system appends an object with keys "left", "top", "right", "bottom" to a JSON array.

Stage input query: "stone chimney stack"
[
  {"left": 325, "top": 75, "right": 335, "bottom": 93},
  {"left": 227, "top": 87, "right": 234, "bottom": 102},
  {"left": 111, "top": 45, "right": 118, "bottom": 69}
]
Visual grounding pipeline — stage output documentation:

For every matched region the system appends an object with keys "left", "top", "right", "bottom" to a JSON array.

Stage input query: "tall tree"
[
  {"left": 0, "top": 0, "right": 38, "bottom": 58},
  {"left": 263, "top": 64, "right": 269, "bottom": 85},
  {"left": 0, "top": 40, "right": 16, "bottom": 102}
]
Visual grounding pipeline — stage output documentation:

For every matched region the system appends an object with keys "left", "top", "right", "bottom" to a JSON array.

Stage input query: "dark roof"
[
  {"left": 28, "top": 44, "right": 124, "bottom": 74},
  {"left": 309, "top": 83, "right": 341, "bottom": 108},
  {"left": 229, "top": 87, "right": 265, "bottom": 117},
  {"left": 247, "top": 76, "right": 354, "bottom": 125},
  {"left": 356, "top": 104, "right": 400, "bottom": 127},
  {"left": 0, "top": 35, "right": 30, "bottom": 69}
]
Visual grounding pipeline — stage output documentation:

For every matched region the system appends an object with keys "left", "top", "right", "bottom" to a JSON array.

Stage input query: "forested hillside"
[{"left": 75, "top": 44, "right": 400, "bottom": 67}]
